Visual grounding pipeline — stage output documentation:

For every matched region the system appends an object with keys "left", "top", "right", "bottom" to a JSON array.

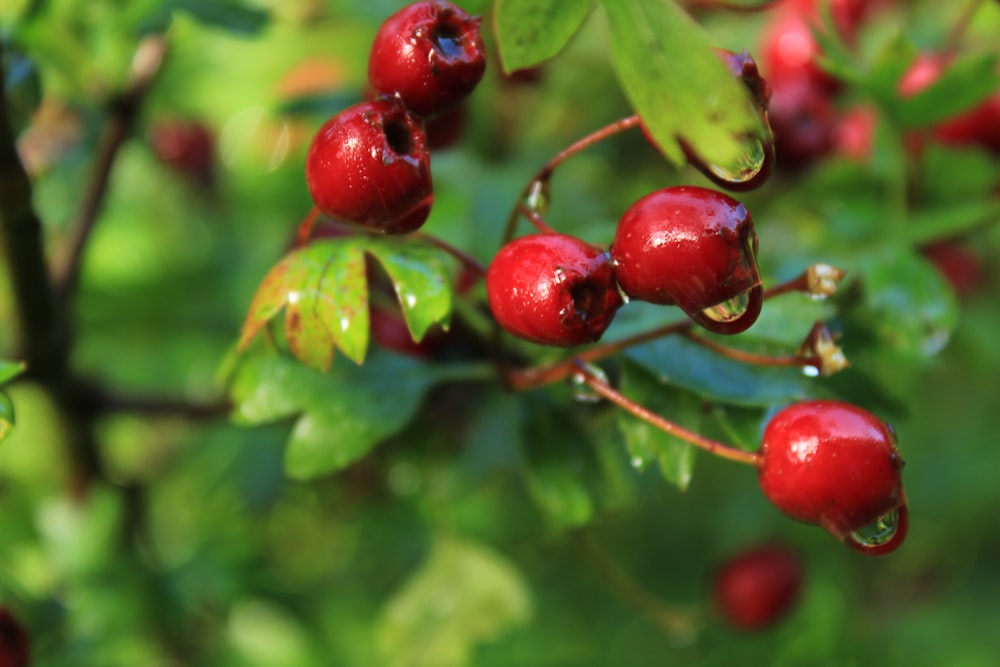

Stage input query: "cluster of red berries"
[
  {"left": 304, "top": 0, "right": 486, "bottom": 234},
  {"left": 487, "top": 185, "right": 763, "bottom": 346}
]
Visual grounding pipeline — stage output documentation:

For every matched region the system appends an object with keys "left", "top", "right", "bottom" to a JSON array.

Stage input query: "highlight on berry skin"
[{"left": 757, "top": 400, "right": 908, "bottom": 556}]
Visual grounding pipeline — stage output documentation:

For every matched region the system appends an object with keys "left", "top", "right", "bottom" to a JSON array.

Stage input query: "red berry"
[
  {"left": 610, "top": 186, "right": 762, "bottom": 335},
  {"left": 767, "top": 77, "right": 838, "bottom": 166},
  {"left": 149, "top": 118, "right": 216, "bottom": 188},
  {"left": 368, "top": 1, "right": 486, "bottom": 118},
  {"left": 920, "top": 240, "right": 985, "bottom": 298},
  {"left": 760, "top": 11, "right": 840, "bottom": 94},
  {"left": 305, "top": 97, "right": 432, "bottom": 235},
  {"left": 758, "top": 400, "right": 908, "bottom": 556},
  {"left": 0, "top": 608, "right": 30, "bottom": 667},
  {"left": 713, "top": 544, "right": 805, "bottom": 631},
  {"left": 486, "top": 234, "right": 624, "bottom": 347}
]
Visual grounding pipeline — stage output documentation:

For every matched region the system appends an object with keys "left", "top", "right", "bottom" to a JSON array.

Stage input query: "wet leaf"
[
  {"left": 238, "top": 237, "right": 453, "bottom": 371},
  {"left": 228, "top": 345, "right": 485, "bottom": 479},
  {"left": 859, "top": 251, "right": 958, "bottom": 359},
  {"left": 616, "top": 360, "right": 699, "bottom": 491},
  {"left": 376, "top": 533, "right": 531, "bottom": 667},
  {"left": 626, "top": 335, "right": 824, "bottom": 407},
  {"left": 601, "top": 0, "right": 764, "bottom": 167},
  {"left": 494, "top": 0, "right": 595, "bottom": 73}
]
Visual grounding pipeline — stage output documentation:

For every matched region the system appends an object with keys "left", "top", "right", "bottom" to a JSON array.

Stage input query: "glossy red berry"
[
  {"left": 610, "top": 186, "right": 762, "bottom": 335},
  {"left": 713, "top": 544, "right": 805, "bottom": 631},
  {"left": 368, "top": 1, "right": 486, "bottom": 118},
  {"left": 0, "top": 608, "right": 30, "bottom": 667},
  {"left": 305, "top": 97, "right": 432, "bottom": 235},
  {"left": 486, "top": 234, "right": 624, "bottom": 347},
  {"left": 758, "top": 400, "right": 908, "bottom": 556}
]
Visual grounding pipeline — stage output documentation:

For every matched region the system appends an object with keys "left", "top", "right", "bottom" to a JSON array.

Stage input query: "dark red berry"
[
  {"left": 149, "top": 118, "right": 216, "bottom": 189},
  {"left": 920, "top": 240, "right": 985, "bottom": 298},
  {"left": 610, "top": 186, "right": 762, "bottom": 335},
  {"left": 767, "top": 77, "right": 838, "bottom": 166},
  {"left": 0, "top": 608, "right": 30, "bottom": 667},
  {"left": 486, "top": 234, "right": 624, "bottom": 347},
  {"left": 758, "top": 400, "right": 908, "bottom": 556},
  {"left": 305, "top": 97, "right": 432, "bottom": 234},
  {"left": 713, "top": 544, "right": 805, "bottom": 631},
  {"left": 368, "top": 1, "right": 486, "bottom": 118}
]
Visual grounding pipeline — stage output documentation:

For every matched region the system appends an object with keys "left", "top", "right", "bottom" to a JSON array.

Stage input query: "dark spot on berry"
[{"left": 383, "top": 117, "right": 413, "bottom": 155}]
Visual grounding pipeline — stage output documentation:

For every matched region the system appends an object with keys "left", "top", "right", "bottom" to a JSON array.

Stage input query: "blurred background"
[{"left": 1, "top": 0, "right": 999, "bottom": 665}]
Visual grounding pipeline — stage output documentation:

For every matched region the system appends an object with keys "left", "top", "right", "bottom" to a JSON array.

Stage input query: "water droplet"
[
  {"left": 701, "top": 291, "right": 751, "bottom": 324},
  {"left": 801, "top": 365, "right": 820, "bottom": 378},
  {"left": 630, "top": 456, "right": 644, "bottom": 469},
  {"left": 703, "top": 136, "right": 767, "bottom": 185},
  {"left": 688, "top": 284, "right": 763, "bottom": 335},
  {"left": 569, "top": 362, "right": 609, "bottom": 403},
  {"left": 844, "top": 504, "right": 909, "bottom": 556},
  {"left": 524, "top": 177, "right": 551, "bottom": 216}
]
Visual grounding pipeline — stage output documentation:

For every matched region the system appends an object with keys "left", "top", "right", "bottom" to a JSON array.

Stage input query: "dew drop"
[
  {"left": 569, "top": 362, "right": 609, "bottom": 403},
  {"left": 700, "top": 136, "right": 767, "bottom": 186},
  {"left": 524, "top": 178, "right": 551, "bottom": 216},
  {"left": 801, "top": 365, "right": 820, "bottom": 378},
  {"left": 844, "top": 504, "right": 909, "bottom": 556},
  {"left": 701, "top": 291, "right": 751, "bottom": 324},
  {"left": 630, "top": 456, "right": 644, "bottom": 469}
]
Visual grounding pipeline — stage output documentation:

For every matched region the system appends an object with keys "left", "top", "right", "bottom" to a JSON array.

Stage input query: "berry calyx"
[
  {"left": 305, "top": 97, "right": 432, "bottom": 235},
  {"left": 758, "top": 400, "right": 908, "bottom": 556},
  {"left": 712, "top": 544, "right": 805, "bottom": 631},
  {"left": 368, "top": 0, "right": 486, "bottom": 118},
  {"left": 610, "top": 186, "right": 762, "bottom": 335},
  {"left": 486, "top": 233, "right": 624, "bottom": 347}
]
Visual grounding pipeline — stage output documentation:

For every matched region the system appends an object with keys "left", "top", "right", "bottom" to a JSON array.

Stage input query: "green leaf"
[
  {"left": 238, "top": 237, "right": 453, "bottom": 371},
  {"left": 170, "top": 0, "right": 270, "bottom": 35},
  {"left": 376, "top": 533, "right": 532, "bottom": 667},
  {"left": 859, "top": 251, "right": 959, "bottom": 359},
  {"left": 0, "top": 360, "right": 26, "bottom": 386},
  {"left": 0, "top": 392, "right": 15, "bottom": 444},
  {"left": 616, "top": 360, "right": 698, "bottom": 491},
  {"left": 896, "top": 52, "right": 1000, "bottom": 129},
  {"left": 896, "top": 200, "right": 1000, "bottom": 247},
  {"left": 518, "top": 396, "right": 596, "bottom": 528},
  {"left": 366, "top": 236, "right": 454, "bottom": 343},
  {"left": 228, "top": 345, "right": 486, "bottom": 479},
  {"left": 493, "top": 0, "right": 595, "bottom": 73},
  {"left": 626, "top": 335, "right": 823, "bottom": 407},
  {"left": 601, "top": 0, "right": 763, "bottom": 166}
]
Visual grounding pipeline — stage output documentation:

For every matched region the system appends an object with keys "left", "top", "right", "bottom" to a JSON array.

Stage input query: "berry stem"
[
  {"left": 294, "top": 206, "right": 322, "bottom": 248},
  {"left": 501, "top": 114, "right": 642, "bottom": 243},
  {"left": 572, "top": 361, "right": 762, "bottom": 466},
  {"left": 414, "top": 231, "right": 488, "bottom": 277},
  {"left": 517, "top": 203, "right": 557, "bottom": 234},
  {"left": 681, "top": 330, "right": 816, "bottom": 371}
]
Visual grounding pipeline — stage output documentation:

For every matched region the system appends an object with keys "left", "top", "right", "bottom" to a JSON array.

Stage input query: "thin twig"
[{"left": 55, "top": 34, "right": 169, "bottom": 299}]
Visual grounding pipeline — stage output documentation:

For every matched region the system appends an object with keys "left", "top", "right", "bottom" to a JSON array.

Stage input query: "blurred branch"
[{"left": 55, "top": 34, "right": 169, "bottom": 300}]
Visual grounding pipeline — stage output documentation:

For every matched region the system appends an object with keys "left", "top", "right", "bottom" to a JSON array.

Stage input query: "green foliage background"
[{"left": 2, "top": 0, "right": 1000, "bottom": 665}]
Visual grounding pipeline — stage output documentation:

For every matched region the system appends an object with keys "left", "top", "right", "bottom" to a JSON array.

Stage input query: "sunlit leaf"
[
  {"left": 601, "top": 0, "right": 764, "bottom": 166},
  {"left": 376, "top": 533, "right": 531, "bottom": 667},
  {"left": 0, "top": 360, "right": 25, "bottom": 386},
  {"left": 493, "top": 0, "right": 595, "bottom": 73},
  {"left": 228, "top": 345, "right": 487, "bottom": 479},
  {"left": 238, "top": 237, "right": 453, "bottom": 371}
]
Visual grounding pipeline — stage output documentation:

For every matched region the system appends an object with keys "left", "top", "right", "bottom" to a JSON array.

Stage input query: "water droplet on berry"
[
  {"left": 845, "top": 504, "right": 908, "bottom": 555},
  {"left": 700, "top": 290, "right": 752, "bottom": 324},
  {"left": 569, "top": 362, "right": 609, "bottom": 403},
  {"left": 699, "top": 136, "right": 768, "bottom": 187},
  {"left": 524, "top": 177, "right": 551, "bottom": 216}
]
